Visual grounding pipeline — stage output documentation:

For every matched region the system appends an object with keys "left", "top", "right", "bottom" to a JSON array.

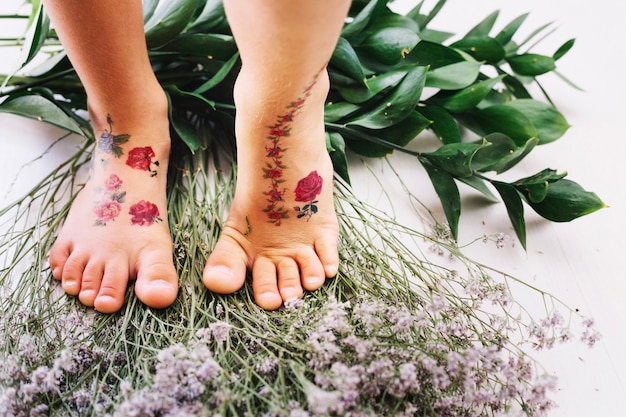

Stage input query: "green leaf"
[
  {"left": 501, "top": 74, "right": 532, "bottom": 99},
  {"left": 457, "top": 175, "right": 498, "bottom": 202},
  {"left": 409, "top": 41, "right": 464, "bottom": 68},
  {"left": 15, "top": 3, "right": 49, "bottom": 73},
  {"left": 506, "top": 99, "right": 570, "bottom": 144},
  {"left": 425, "top": 61, "right": 482, "bottom": 90},
  {"left": 0, "top": 94, "right": 83, "bottom": 136},
  {"left": 428, "top": 75, "right": 505, "bottom": 112},
  {"left": 451, "top": 37, "right": 506, "bottom": 63},
  {"left": 460, "top": 104, "right": 537, "bottom": 147},
  {"left": 419, "top": 105, "right": 461, "bottom": 144},
  {"left": 421, "top": 142, "right": 486, "bottom": 178},
  {"left": 507, "top": 54, "right": 556, "bottom": 76},
  {"left": 480, "top": 136, "right": 538, "bottom": 174},
  {"left": 157, "top": 34, "right": 236, "bottom": 60},
  {"left": 513, "top": 168, "right": 567, "bottom": 203},
  {"left": 420, "top": 157, "right": 461, "bottom": 240},
  {"left": 330, "top": 37, "right": 366, "bottom": 84},
  {"left": 187, "top": 0, "right": 227, "bottom": 33},
  {"left": 465, "top": 10, "right": 499, "bottom": 38},
  {"left": 336, "top": 70, "right": 406, "bottom": 104},
  {"left": 492, "top": 181, "right": 527, "bottom": 249},
  {"left": 359, "top": 27, "right": 420, "bottom": 65},
  {"left": 345, "top": 110, "right": 431, "bottom": 157},
  {"left": 326, "top": 132, "right": 351, "bottom": 184},
  {"left": 347, "top": 65, "right": 428, "bottom": 129},
  {"left": 193, "top": 52, "right": 240, "bottom": 94},
  {"left": 142, "top": 0, "right": 159, "bottom": 23},
  {"left": 166, "top": 92, "right": 200, "bottom": 152},
  {"left": 495, "top": 13, "right": 529, "bottom": 46},
  {"left": 553, "top": 38, "right": 575, "bottom": 61},
  {"left": 523, "top": 179, "right": 606, "bottom": 222},
  {"left": 324, "top": 102, "right": 362, "bottom": 123},
  {"left": 144, "top": 0, "right": 199, "bottom": 48},
  {"left": 411, "top": 0, "right": 447, "bottom": 29},
  {"left": 342, "top": 0, "right": 386, "bottom": 39}
]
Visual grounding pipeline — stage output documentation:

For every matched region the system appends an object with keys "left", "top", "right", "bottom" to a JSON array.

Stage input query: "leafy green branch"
[{"left": 0, "top": 0, "right": 605, "bottom": 249}]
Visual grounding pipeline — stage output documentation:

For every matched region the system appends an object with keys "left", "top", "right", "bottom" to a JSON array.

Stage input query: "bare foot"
[
  {"left": 49, "top": 94, "right": 178, "bottom": 313},
  {"left": 203, "top": 69, "right": 340, "bottom": 310}
]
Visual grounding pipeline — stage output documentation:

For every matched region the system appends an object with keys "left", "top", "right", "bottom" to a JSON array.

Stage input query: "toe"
[
  {"left": 49, "top": 240, "right": 71, "bottom": 280},
  {"left": 203, "top": 236, "right": 247, "bottom": 294},
  {"left": 60, "top": 252, "right": 87, "bottom": 296},
  {"left": 94, "top": 262, "right": 128, "bottom": 313},
  {"left": 277, "top": 257, "right": 304, "bottom": 301},
  {"left": 295, "top": 250, "right": 326, "bottom": 292},
  {"left": 315, "top": 232, "right": 340, "bottom": 278},
  {"left": 252, "top": 257, "right": 282, "bottom": 310},
  {"left": 78, "top": 261, "right": 104, "bottom": 307},
  {"left": 135, "top": 252, "right": 179, "bottom": 309}
]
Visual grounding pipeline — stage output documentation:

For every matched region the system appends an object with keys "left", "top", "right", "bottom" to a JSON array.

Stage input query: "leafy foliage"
[{"left": 0, "top": 0, "right": 605, "bottom": 248}]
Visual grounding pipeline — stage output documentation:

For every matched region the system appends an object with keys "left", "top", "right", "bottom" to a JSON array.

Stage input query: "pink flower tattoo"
[
  {"left": 129, "top": 200, "right": 162, "bottom": 226},
  {"left": 126, "top": 146, "right": 159, "bottom": 177},
  {"left": 293, "top": 171, "right": 323, "bottom": 221},
  {"left": 94, "top": 174, "right": 126, "bottom": 226}
]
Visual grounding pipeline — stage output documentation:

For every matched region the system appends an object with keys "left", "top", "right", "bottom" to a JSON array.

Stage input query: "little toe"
[
  {"left": 78, "top": 261, "right": 105, "bottom": 307},
  {"left": 49, "top": 241, "right": 71, "bottom": 280},
  {"left": 94, "top": 262, "right": 129, "bottom": 313},
  {"left": 315, "top": 233, "right": 340, "bottom": 278},
  {"left": 135, "top": 255, "right": 179, "bottom": 309},
  {"left": 277, "top": 257, "right": 304, "bottom": 302},
  {"left": 252, "top": 257, "right": 282, "bottom": 310},
  {"left": 203, "top": 236, "right": 247, "bottom": 294}
]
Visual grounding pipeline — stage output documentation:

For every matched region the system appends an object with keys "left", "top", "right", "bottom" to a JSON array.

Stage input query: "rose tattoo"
[
  {"left": 126, "top": 146, "right": 159, "bottom": 177},
  {"left": 293, "top": 171, "right": 323, "bottom": 221}
]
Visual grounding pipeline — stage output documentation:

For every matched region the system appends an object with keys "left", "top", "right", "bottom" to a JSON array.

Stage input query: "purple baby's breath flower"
[{"left": 209, "top": 321, "right": 232, "bottom": 343}]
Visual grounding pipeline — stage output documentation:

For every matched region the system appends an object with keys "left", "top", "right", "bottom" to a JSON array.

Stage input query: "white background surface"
[{"left": 1, "top": 1, "right": 625, "bottom": 416}]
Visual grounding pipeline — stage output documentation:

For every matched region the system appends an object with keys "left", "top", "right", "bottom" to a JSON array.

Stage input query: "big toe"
[{"left": 203, "top": 236, "right": 247, "bottom": 294}]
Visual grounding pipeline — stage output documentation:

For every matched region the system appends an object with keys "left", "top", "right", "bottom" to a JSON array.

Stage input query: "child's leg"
[
  {"left": 44, "top": 0, "right": 178, "bottom": 313},
  {"left": 203, "top": 0, "right": 351, "bottom": 310}
]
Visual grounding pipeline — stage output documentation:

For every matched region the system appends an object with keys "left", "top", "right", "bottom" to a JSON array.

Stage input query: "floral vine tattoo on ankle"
[
  {"left": 293, "top": 171, "right": 323, "bottom": 221},
  {"left": 262, "top": 73, "right": 321, "bottom": 226},
  {"left": 126, "top": 146, "right": 159, "bottom": 177},
  {"left": 97, "top": 114, "right": 129, "bottom": 158},
  {"left": 93, "top": 174, "right": 126, "bottom": 226}
]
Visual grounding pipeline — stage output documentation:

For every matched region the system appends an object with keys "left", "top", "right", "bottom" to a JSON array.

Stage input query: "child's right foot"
[{"left": 49, "top": 95, "right": 179, "bottom": 313}]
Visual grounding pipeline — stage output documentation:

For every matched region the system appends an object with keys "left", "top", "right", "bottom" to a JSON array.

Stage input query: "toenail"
[
  {"left": 206, "top": 265, "right": 234, "bottom": 279},
  {"left": 325, "top": 265, "right": 339, "bottom": 277},
  {"left": 148, "top": 279, "right": 176, "bottom": 289},
  {"left": 305, "top": 276, "right": 324, "bottom": 287}
]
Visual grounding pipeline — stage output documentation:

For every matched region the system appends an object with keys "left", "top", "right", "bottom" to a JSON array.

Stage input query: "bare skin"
[
  {"left": 45, "top": 0, "right": 178, "bottom": 313},
  {"left": 203, "top": 0, "right": 350, "bottom": 310}
]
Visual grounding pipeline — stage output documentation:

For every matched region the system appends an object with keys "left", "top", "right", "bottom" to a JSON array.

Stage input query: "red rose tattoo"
[
  {"left": 293, "top": 171, "right": 323, "bottom": 221},
  {"left": 126, "top": 146, "right": 159, "bottom": 177},
  {"left": 94, "top": 174, "right": 126, "bottom": 226},
  {"left": 129, "top": 200, "right": 162, "bottom": 226}
]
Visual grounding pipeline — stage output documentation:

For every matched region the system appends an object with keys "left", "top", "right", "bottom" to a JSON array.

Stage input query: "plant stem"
[{"left": 324, "top": 122, "right": 420, "bottom": 157}]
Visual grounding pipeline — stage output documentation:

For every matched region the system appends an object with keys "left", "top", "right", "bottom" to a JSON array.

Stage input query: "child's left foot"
[{"left": 203, "top": 69, "right": 339, "bottom": 310}]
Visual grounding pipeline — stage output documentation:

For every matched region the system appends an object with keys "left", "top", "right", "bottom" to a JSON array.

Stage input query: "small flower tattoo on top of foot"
[
  {"left": 293, "top": 170, "right": 323, "bottom": 221},
  {"left": 129, "top": 200, "right": 162, "bottom": 226},
  {"left": 97, "top": 114, "right": 130, "bottom": 158},
  {"left": 126, "top": 146, "right": 159, "bottom": 177},
  {"left": 94, "top": 174, "right": 126, "bottom": 226}
]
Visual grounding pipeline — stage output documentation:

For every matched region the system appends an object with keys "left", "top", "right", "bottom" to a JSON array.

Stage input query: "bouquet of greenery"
[{"left": 0, "top": 0, "right": 603, "bottom": 416}]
